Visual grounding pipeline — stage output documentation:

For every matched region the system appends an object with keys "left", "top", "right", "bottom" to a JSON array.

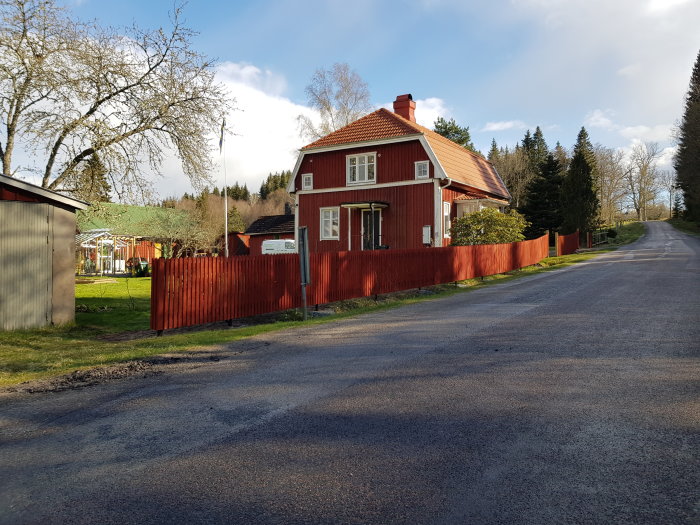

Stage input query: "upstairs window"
[
  {"left": 415, "top": 160, "right": 429, "bottom": 179},
  {"left": 347, "top": 153, "right": 376, "bottom": 185},
  {"left": 302, "top": 173, "right": 313, "bottom": 190}
]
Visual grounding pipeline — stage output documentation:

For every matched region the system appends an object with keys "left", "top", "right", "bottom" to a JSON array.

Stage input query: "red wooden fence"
[
  {"left": 151, "top": 234, "right": 549, "bottom": 332},
  {"left": 556, "top": 231, "right": 580, "bottom": 256}
]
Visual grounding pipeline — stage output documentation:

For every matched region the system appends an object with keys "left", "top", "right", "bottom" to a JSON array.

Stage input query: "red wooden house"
[{"left": 287, "top": 94, "right": 511, "bottom": 252}]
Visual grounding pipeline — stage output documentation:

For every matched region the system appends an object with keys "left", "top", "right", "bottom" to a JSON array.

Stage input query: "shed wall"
[
  {"left": 0, "top": 202, "right": 52, "bottom": 329},
  {"left": 51, "top": 207, "right": 77, "bottom": 325}
]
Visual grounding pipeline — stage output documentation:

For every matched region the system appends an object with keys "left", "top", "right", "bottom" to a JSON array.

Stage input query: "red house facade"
[{"left": 288, "top": 94, "right": 511, "bottom": 253}]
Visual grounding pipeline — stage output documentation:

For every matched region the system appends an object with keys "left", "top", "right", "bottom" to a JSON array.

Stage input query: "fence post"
[
  {"left": 150, "top": 257, "right": 166, "bottom": 335},
  {"left": 587, "top": 231, "right": 592, "bottom": 249},
  {"left": 554, "top": 232, "right": 560, "bottom": 257}
]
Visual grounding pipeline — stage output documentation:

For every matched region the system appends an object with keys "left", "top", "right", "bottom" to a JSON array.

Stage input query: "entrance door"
[{"left": 362, "top": 209, "right": 381, "bottom": 250}]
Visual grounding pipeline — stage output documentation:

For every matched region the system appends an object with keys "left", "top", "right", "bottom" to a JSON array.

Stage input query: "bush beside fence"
[{"left": 151, "top": 234, "right": 549, "bottom": 332}]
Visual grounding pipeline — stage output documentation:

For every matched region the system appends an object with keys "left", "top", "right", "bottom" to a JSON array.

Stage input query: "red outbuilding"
[{"left": 287, "top": 94, "right": 511, "bottom": 253}]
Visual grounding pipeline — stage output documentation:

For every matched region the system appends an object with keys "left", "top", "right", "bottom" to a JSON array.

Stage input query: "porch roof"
[{"left": 340, "top": 201, "right": 389, "bottom": 210}]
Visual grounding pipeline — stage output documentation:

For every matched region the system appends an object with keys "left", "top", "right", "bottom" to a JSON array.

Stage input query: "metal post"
[
  {"left": 298, "top": 226, "right": 310, "bottom": 321},
  {"left": 370, "top": 203, "right": 375, "bottom": 249}
]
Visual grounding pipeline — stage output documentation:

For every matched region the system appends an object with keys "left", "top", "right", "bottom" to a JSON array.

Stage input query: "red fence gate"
[
  {"left": 151, "top": 234, "right": 549, "bottom": 332},
  {"left": 556, "top": 231, "right": 580, "bottom": 256}
]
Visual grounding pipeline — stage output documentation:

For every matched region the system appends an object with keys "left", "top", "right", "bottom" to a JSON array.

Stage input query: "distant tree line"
[
  {"left": 158, "top": 170, "right": 294, "bottom": 253},
  {"left": 487, "top": 125, "right": 675, "bottom": 238}
]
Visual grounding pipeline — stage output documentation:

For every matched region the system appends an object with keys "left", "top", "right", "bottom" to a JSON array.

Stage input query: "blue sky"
[{"left": 64, "top": 0, "right": 699, "bottom": 198}]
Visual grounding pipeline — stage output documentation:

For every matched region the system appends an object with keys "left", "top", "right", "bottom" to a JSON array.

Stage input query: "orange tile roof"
[
  {"left": 301, "top": 108, "right": 510, "bottom": 200},
  {"left": 302, "top": 109, "right": 421, "bottom": 149},
  {"left": 454, "top": 192, "right": 509, "bottom": 203}
]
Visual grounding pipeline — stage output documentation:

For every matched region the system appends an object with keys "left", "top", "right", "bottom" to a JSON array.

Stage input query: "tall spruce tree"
[
  {"left": 561, "top": 127, "right": 599, "bottom": 233},
  {"left": 674, "top": 50, "right": 700, "bottom": 223},
  {"left": 520, "top": 154, "right": 564, "bottom": 239},
  {"left": 531, "top": 127, "right": 549, "bottom": 167},
  {"left": 553, "top": 142, "right": 570, "bottom": 172},
  {"left": 488, "top": 139, "right": 500, "bottom": 162}
]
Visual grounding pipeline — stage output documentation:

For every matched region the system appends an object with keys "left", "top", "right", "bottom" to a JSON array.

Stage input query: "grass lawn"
[{"left": 0, "top": 222, "right": 646, "bottom": 389}]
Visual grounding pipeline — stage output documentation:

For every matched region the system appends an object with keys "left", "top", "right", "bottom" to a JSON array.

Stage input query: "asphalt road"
[{"left": 1, "top": 221, "right": 698, "bottom": 524}]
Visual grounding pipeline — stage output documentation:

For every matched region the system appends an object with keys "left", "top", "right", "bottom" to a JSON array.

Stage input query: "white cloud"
[
  {"left": 658, "top": 145, "right": 678, "bottom": 170},
  {"left": 583, "top": 108, "right": 673, "bottom": 145},
  {"left": 481, "top": 120, "right": 527, "bottom": 132},
  {"left": 216, "top": 62, "right": 288, "bottom": 97},
  {"left": 585, "top": 109, "right": 616, "bottom": 130},
  {"left": 619, "top": 124, "right": 673, "bottom": 142},
  {"left": 414, "top": 97, "right": 450, "bottom": 128},
  {"left": 646, "top": 0, "right": 693, "bottom": 13}
]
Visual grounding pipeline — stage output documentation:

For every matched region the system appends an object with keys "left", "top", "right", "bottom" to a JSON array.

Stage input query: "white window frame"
[
  {"left": 346, "top": 152, "right": 377, "bottom": 185},
  {"left": 320, "top": 207, "right": 340, "bottom": 240},
  {"left": 415, "top": 160, "right": 429, "bottom": 179},
  {"left": 443, "top": 202, "right": 451, "bottom": 238},
  {"left": 302, "top": 173, "right": 313, "bottom": 190}
]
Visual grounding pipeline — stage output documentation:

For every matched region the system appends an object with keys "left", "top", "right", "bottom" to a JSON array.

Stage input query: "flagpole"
[{"left": 220, "top": 118, "right": 229, "bottom": 257}]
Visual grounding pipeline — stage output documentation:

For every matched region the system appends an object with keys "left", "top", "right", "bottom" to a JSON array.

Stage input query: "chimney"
[{"left": 393, "top": 94, "right": 416, "bottom": 122}]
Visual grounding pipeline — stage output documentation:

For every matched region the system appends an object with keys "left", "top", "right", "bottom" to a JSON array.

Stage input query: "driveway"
[{"left": 1, "top": 221, "right": 698, "bottom": 524}]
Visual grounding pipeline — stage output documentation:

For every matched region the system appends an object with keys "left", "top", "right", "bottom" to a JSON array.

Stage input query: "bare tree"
[
  {"left": 491, "top": 145, "right": 530, "bottom": 208},
  {"left": 626, "top": 142, "right": 661, "bottom": 221},
  {"left": 594, "top": 145, "right": 627, "bottom": 224},
  {"left": 297, "top": 62, "right": 372, "bottom": 142},
  {"left": 657, "top": 170, "right": 677, "bottom": 219},
  {"left": 0, "top": 0, "right": 231, "bottom": 201}
]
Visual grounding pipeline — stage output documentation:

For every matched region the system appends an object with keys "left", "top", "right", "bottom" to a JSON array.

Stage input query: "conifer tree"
[
  {"left": 553, "top": 142, "right": 570, "bottom": 172},
  {"left": 674, "top": 50, "right": 700, "bottom": 222},
  {"left": 433, "top": 117, "right": 477, "bottom": 153},
  {"left": 488, "top": 139, "right": 500, "bottom": 163},
  {"left": 561, "top": 127, "right": 599, "bottom": 233},
  {"left": 65, "top": 153, "right": 111, "bottom": 203},
  {"left": 520, "top": 154, "right": 564, "bottom": 238},
  {"left": 227, "top": 207, "right": 246, "bottom": 233},
  {"left": 259, "top": 171, "right": 291, "bottom": 200},
  {"left": 531, "top": 127, "right": 549, "bottom": 167}
]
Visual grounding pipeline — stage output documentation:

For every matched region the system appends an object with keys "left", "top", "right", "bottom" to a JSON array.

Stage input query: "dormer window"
[
  {"left": 415, "top": 160, "right": 429, "bottom": 179},
  {"left": 347, "top": 153, "right": 376, "bottom": 185}
]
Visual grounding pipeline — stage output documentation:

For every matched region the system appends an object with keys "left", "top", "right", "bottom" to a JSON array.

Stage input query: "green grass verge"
[
  {"left": 1, "top": 223, "right": 645, "bottom": 389},
  {"left": 667, "top": 218, "right": 700, "bottom": 236},
  {"left": 605, "top": 221, "right": 646, "bottom": 245}
]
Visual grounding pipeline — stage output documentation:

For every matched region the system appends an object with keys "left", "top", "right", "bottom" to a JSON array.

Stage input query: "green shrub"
[{"left": 450, "top": 208, "right": 529, "bottom": 246}]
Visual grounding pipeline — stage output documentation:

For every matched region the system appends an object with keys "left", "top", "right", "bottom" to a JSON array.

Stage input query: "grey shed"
[{"left": 0, "top": 175, "right": 89, "bottom": 330}]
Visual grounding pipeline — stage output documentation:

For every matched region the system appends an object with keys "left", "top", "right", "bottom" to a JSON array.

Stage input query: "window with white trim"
[
  {"left": 320, "top": 207, "right": 340, "bottom": 240},
  {"left": 346, "top": 153, "right": 376, "bottom": 185},
  {"left": 415, "top": 160, "right": 429, "bottom": 179},
  {"left": 302, "top": 173, "right": 313, "bottom": 190},
  {"left": 443, "top": 202, "right": 451, "bottom": 238}
]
